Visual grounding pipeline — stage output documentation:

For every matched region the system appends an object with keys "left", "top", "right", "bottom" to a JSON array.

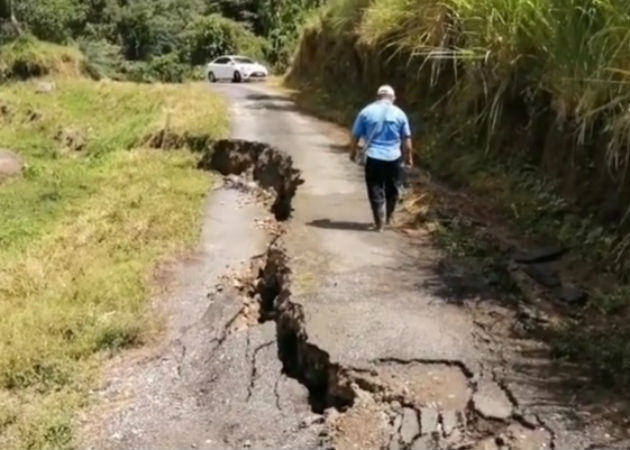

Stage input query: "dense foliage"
[{"left": 0, "top": 0, "right": 322, "bottom": 78}]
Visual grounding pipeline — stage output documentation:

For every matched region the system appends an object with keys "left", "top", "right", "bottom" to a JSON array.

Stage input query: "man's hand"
[
  {"left": 349, "top": 136, "right": 359, "bottom": 163},
  {"left": 403, "top": 137, "right": 414, "bottom": 167}
]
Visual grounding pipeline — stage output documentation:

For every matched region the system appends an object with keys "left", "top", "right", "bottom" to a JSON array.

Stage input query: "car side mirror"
[{"left": 229, "top": 61, "right": 235, "bottom": 65}]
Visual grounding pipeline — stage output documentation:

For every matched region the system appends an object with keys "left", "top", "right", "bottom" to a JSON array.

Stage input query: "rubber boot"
[{"left": 374, "top": 204, "right": 386, "bottom": 232}]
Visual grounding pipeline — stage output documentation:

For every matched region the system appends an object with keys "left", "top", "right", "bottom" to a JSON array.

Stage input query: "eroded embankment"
[
  {"left": 148, "top": 134, "right": 304, "bottom": 221},
  {"left": 198, "top": 139, "right": 304, "bottom": 221}
]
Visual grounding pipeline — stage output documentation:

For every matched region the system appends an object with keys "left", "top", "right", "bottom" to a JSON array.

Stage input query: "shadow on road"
[
  {"left": 244, "top": 93, "right": 299, "bottom": 112},
  {"left": 320, "top": 143, "right": 349, "bottom": 154},
  {"left": 246, "top": 93, "right": 293, "bottom": 102},
  {"left": 246, "top": 102, "right": 299, "bottom": 112},
  {"left": 307, "top": 219, "right": 373, "bottom": 232}
]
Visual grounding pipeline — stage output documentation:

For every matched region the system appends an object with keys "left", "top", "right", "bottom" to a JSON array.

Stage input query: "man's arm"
[
  {"left": 349, "top": 112, "right": 365, "bottom": 161},
  {"left": 349, "top": 135, "right": 360, "bottom": 161},
  {"left": 401, "top": 113, "right": 414, "bottom": 167},
  {"left": 403, "top": 137, "right": 414, "bottom": 167}
]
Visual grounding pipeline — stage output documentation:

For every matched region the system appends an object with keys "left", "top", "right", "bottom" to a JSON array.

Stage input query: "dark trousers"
[{"left": 365, "top": 157, "right": 403, "bottom": 226}]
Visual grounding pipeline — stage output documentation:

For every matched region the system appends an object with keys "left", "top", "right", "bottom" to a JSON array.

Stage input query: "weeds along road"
[{"left": 81, "top": 82, "right": 629, "bottom": 450}]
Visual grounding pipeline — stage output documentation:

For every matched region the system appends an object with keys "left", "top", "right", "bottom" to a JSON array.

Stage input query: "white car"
[{"left": 206, "top": 55, "right": 268, "bottom": 83}]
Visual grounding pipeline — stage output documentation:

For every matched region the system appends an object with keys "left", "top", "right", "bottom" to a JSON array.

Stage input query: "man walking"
[{"left": 349, "top": 85, "right": 414, "bottom": 232}]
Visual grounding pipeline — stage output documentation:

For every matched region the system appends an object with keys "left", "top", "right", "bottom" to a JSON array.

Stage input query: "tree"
[
  {"left": 116, "top": 0, "right": 206, "bottom": 60},
  {"left": 12, "top": 0, "right": 85, "bottom": 42},
  {"left": 215, "top": 0, "right": 258, "bottom": 31},
  {"left": 256, "top": 0, "right": 322, "bottom": 67},
  {"left": 79, "top": 0, "right": 120, "bottom": 41},
  {"left": 179, "top": 14, "right": 265, "bottom": 65},
  {"left": 0, "top": 0, "right": 22, "bottom": 36}
]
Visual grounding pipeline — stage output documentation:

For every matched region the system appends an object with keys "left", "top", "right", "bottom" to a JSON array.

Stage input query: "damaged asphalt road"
[{"left": 80, "top": 84, "right": 630, "bottom": 450}]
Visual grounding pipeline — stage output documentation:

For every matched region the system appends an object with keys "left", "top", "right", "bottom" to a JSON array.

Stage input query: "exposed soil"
[{"left": 198, "top": 139, "right": 304, "bottom": 221}]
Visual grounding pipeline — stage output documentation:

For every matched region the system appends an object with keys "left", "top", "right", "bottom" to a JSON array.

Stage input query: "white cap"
[{"left": 376, "top": 84, "right": 395, "bottom": 98}]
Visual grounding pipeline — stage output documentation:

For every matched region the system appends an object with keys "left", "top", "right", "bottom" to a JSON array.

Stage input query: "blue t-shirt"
[{"left": 351, "top": 100, "right": 411, "bottom": 161}]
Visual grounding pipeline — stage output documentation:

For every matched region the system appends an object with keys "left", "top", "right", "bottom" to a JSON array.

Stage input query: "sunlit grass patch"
[{"left": 0, "top": 71, "right": 227, "bottom": 448}]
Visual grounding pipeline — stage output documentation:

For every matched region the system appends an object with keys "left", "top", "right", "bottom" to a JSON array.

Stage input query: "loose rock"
[
  {"left": 440, "top": 410, "right": 457, "bottom": 437},
  {"left": 400, "top": 407, "right": 420, "bottom": 444},
  {"left": 472, "top": 381, "right": 513, "bottom": 420},
  {"left": 553, "top": 284, "right": 587, "bottom": 305},
  {"left": 0, "top": 149, "right": 23, "bottom": 182},
  {"left": 419, "top": 407, "right": 439, "bottom": 435},
  {"left": 35, "top": 81, "right": 56, "bottom": 94},
  {"left": 411, "top": 434, "right": 436, "bottom": 450},
  {"left": 522, "top": 263, "right": 560, "bottom": 288}
]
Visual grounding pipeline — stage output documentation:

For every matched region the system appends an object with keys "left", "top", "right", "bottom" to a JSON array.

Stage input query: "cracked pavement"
[{"left": 80, "top": 83, "right": 629, "bottom": 450}]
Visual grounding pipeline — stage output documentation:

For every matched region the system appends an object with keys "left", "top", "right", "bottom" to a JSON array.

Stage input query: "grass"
[{"left": 0, "top": 73, "right": 228, "bottom": 449}]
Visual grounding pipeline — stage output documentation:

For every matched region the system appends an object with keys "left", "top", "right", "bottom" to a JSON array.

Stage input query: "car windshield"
[{"left": 233, "top": 57, "right": 255, "bottom": 64}]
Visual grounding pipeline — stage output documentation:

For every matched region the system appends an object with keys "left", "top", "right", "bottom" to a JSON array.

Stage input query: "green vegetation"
[
  {"left": 256, "top": 0, "right": 323, "bottom": 70},
  {"left": 0, "top": 0, "right": 322, "bottom": 79},
  {"left": 0, "top": 69, "right": 228, "bottom": 448},
  {"left": 288, "top": 0, "right": 629, "bottom": 273},
  {"left": 287, "top": 0, "right": 629, "bottom": 391},
  {"left": 1, "top": 0, "right": 269, "bottom": 81},
  {"left": 0, "top": 34, "right": 83, "bottom": 80}
]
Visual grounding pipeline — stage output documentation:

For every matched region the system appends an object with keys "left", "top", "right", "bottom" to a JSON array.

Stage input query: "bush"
[
  {"left": 179, "top": 13, "right": 266, "bottom": 65},
  {"left": 78, "top": 38, "right": 125, "bottom": 80},
  {"left": 257, "top": 0, "right": 322, "bottom": 71},
  {"left": 123, "top": 53, "right": 190, "bottom": 83},
  {"left": 146, "top": 53, "right": 188, "bottom": 82},
  {"left": 13, "top": 0, "right": 85, "bottom": 43}
]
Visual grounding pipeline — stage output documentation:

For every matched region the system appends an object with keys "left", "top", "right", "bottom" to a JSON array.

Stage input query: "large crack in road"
[
  {"left": 203, "top": 138, "right": 556, "bottom": 450},
  {"left": 82, "top": 85, "right": 629, "bottom": 450},
  {"left": 236, "top": 239, "right": 556, "bottom": 450}
]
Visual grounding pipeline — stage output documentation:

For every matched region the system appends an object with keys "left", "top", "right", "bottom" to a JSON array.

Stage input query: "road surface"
[{"left": 81, "top": 82, "right": 629, "bottom": 450}]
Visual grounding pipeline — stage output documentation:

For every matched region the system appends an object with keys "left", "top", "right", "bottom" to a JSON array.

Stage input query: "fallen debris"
[
  {"left": 199, "top": 139, "right": 304, "bottom": 221},
  {"left": 0, "top": 148, "right": 23, "bottom": 182},
  {"left": 400, "top": 407, "right": 420, "bottom": 444},
  {"left": 472, "top": 381, "right": 514, "bottom": 421}
]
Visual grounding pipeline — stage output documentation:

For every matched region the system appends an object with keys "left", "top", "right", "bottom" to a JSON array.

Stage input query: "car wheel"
[
  {"left": 232, "top": 71, "right": 242, "bottom": 83},
  {"left": 208, "top": 71, "right": 217, "bottom": 83}
]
